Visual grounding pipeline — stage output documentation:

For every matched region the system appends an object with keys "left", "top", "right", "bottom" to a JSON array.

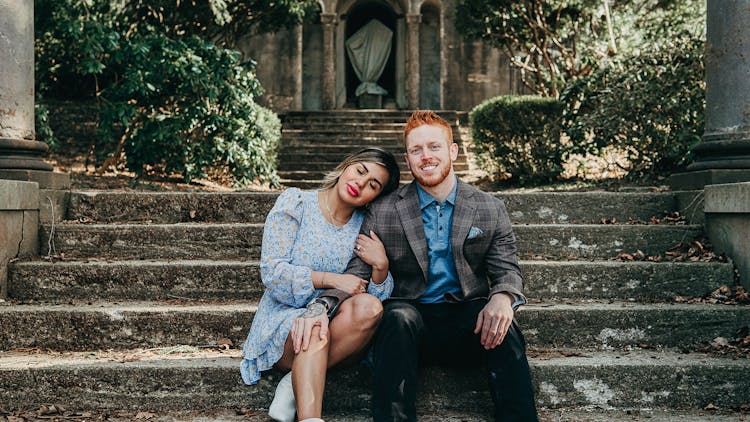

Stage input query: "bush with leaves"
[
  {"left": 562, "top": 34, "right": 705, "bottom": 178},
  {"left": 470, "top": 96, "right": 564, "bottom": 185},
  {"left": 33, "top": 0, "right": 315, "bottom": 186}
]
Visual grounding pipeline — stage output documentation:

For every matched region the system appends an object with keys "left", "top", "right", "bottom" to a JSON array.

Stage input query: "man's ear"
[
  {"left": 450, "top": 142, "right": 459, "bottom": 161},
  {"left": 403, "top": 153, "right": 411, "bottom": 170}
]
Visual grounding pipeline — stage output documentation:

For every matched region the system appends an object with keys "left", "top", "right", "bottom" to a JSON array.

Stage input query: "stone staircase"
[
  {"left": 277, "top": 111, "right": 471, "bottom": 188},
  {"left": 2, "top": 188, "right": 749, "bottom": 419}
]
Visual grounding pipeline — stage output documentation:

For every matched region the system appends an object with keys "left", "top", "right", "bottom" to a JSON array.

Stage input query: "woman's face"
[{"left": 336, "top": 161, "right": 391, "bottom": 207}]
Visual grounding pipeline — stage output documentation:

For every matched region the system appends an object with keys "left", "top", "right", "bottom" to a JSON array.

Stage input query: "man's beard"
[{"left": 413, "top": 161, "right": 451, "bottom": 187}]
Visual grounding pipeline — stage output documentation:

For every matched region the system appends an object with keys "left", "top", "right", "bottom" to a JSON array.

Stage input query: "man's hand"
[{"left": 474, "top": 293, "right": 514, "bottom": 350}]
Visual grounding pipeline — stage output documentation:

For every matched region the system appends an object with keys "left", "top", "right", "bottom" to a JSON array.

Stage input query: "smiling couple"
[{"left": 240, "top": 111, "right": 538, "bottom": 422}]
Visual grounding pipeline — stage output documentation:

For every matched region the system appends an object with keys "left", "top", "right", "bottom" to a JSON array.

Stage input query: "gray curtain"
[{"left": 345, "top": 19, "right": 393, "bottom": 97}]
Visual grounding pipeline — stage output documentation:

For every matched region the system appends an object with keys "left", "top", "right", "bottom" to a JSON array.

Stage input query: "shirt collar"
[{"left": 416, "top": 178, "right": 458, "bottom": 210}]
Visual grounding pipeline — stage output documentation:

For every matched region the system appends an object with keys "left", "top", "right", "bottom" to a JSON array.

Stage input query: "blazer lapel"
[
  {"left": 451, "top": 181, "right": 476, "bottom": 264},
  {"left": 396, "top": 183, "right": 430, "bottom": 282}
]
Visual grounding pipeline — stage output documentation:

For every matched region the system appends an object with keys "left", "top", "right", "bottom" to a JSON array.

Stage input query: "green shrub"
[
  {"left": 469, "top": 95, "right": 564, "bottom": 185},
  {"left": 562, "top": 35, "right": 705, "bottom": 179},
  {"left": 97, "top": 34, "right": 279, "bottom": 186},
  {"left": 35, "top": 102, "right": 57, "bottom": 149},
  {"left": 34, "top": 0, "right": 284, "bottom": 186}
]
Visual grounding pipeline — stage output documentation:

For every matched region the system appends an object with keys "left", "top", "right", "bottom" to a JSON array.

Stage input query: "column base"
[
  {"left": 668, "top": 169, "right": 750, "bottom": 190},
  {"left": 0, "top": 169, "right": 70, "bottom": 190}
]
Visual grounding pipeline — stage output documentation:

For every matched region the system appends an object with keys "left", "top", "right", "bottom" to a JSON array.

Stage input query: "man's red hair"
[{"left": 403, "top": 110, "right": 453, "bottom": 148}]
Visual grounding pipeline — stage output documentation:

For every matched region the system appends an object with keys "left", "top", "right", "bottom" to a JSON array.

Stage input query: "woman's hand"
[
  {"left": 291, "top": 303, "right": 329, "bottom": 353},
  {"left": 325, "top": 273, "right": 368, "bottom": 295},
  {"left": 354, "top": 231, "right": 388, "bottom": 271}
]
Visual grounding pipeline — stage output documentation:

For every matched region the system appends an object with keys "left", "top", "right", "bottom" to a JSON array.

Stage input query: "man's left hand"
[{"left": 474, "top": 293, "right": 514, "bottom": 350}]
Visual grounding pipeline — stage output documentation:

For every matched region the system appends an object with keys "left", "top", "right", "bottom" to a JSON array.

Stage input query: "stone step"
[
  {"left": 282, "top": 122, "right": 408, "bottom": 131},
  {"left": 8, "top": 260, "right": 731, "bottom": 302},
  {"left": 281, "top": 110, "right": 468, "bottom": 123},
  {"left": 2, "top": 301, "right": 747, "bottom": 350},
  {"left": 40, "top": 223, "right": 703, "bottom": 260},
  {"left": 277, "top": 160, "right": 470, "bottom": 172},
  {"left": 66, "top": 191, "right": 680, "bottom": 225},
  {"left": 1, "top": 350, "right": 747, "bottom": 411},
  {"left": 3, "top": 408, "right": 743, "bottom": 422}
]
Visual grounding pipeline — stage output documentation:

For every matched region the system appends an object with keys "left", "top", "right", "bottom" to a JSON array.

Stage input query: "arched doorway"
[{"left": 344, "top": 1, "right": 398, "bottom": 108}]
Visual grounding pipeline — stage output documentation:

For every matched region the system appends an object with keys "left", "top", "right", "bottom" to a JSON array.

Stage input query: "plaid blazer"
[{"left": 345, "top": 180, "right": 525, "bottom": 303}]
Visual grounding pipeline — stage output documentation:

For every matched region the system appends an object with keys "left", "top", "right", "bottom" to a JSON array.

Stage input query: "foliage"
[
  {"left": 456, "top": 0, "right": 604, "bottom": 97},
  {"left": 35, "top": 102, "right": 58, "bottom": 149},
  {"left": 455, "top": 0, "right": 704, "bottom": 99},
  {"left": 33, "top": 0, "right": 303, "bottom": 186},
  {"left": 97, "top": 34, "right": 280, "bottom": 185},
  {"left": 562, "top": 34, "right": 705, "bottom": 178},
  {"left": 470, "top": 96, "right": 564, "bottom": 185}
]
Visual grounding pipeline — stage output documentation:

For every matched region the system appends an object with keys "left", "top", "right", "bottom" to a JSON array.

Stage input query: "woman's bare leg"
[
  {"left": 326, "top": 293, "right": 383, "bottom": 367},
  {"left": 272, "top": 294, "right": 383, "bottom": 419},
  {"left": 292, "top": 325, "right": 329, "bottom": 419}
]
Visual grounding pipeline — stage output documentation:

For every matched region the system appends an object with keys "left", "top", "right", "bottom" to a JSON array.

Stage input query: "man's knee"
[{"left": 382, "top": 302, "right": 423, "bottom": 333}]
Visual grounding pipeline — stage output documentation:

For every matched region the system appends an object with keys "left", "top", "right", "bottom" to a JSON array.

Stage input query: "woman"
[{"left": 240, "top": 148, "right": 401, "bottom": 422}]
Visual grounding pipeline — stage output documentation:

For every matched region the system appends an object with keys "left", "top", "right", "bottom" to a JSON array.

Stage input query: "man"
[{"left": 345, "top": 111, "right": 537, "bottom": 421}]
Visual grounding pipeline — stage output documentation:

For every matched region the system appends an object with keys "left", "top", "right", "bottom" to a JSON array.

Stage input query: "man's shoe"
[{"left": 268, "top": 372, "right": 295, "bottom": 422}]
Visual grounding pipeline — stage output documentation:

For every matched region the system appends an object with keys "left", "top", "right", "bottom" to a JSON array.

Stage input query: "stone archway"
[{"left": 343, "top": 1, "right": 398, "bottom": 108}]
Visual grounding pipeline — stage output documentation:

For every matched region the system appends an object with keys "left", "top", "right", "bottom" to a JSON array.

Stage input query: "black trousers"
[{"left": 371, "top": 299, "right": 538, "bottom": 422}]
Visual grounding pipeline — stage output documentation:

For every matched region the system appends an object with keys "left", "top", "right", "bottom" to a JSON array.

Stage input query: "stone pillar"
[
  {"left": 406, "top": 14, "right": 421, "bottom": 109},
  {"left": 0, "top": 0, "right": 69, "bottom": 190},
  {"left": 321, "top": 13, "right": 337, "bottom": 110},
  {"left": 292, "top": 24, "right": 303, "bottom": 110},
  {"left": 670, "top": 0, "right": 750, "bottom": 189}
]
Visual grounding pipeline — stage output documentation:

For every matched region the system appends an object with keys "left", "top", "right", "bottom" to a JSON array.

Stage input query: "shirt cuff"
[{"left": 499, "top": 292, "right": 526, "bottom": 310}]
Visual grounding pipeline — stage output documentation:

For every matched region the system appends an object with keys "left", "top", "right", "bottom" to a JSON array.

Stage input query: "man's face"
[{"left": 404, "top": 124, "right": 458, "bottom": 188}]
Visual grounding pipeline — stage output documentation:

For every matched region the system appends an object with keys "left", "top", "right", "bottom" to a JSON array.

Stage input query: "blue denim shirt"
[
  {"left": 417, "top": 180, "right": 525, "bottom": 308},
  {"left": 416, "top": 181, "right": 461, "bottom": 303}
]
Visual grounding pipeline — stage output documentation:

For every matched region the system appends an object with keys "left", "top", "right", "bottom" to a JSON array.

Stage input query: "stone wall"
[
  {"left": 0, "top": 179, "right": 39, "bottom": 299},
  {"left": 704, "top": 182, "right": 750, "bottom": 288}
]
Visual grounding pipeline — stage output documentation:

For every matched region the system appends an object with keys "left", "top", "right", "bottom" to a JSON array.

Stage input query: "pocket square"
[{"left": 467, "top": 226, "right": 484, "bottom": 240}]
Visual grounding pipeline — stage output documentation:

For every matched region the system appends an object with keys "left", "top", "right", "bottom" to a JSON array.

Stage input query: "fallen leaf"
[
  {"left": 704, "top": 403, "right": 720, "bottom": 411},
  {"left": 135, "top": 411, "right": 156, "bottom": 420},
  {"left": 189, "top": 210, "right": 197, "bottom": 219}
]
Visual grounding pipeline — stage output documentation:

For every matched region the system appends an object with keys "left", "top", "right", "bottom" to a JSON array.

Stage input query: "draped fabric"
[{"left": 345, "top": 19, "right": 393, "bottom": 97}]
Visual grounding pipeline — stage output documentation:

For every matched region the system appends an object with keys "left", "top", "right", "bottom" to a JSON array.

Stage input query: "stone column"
[
  {"left": 0, "top": 0, "right": 50, "bottom": 172},
  {"left": 321, "top": 13, "right": 337, "bottom": 110},
  {"left": 292, "top": 24, "right": 303, "bottom": 110},
  {"left": 0, "top": 0, "right": 69, "bottom": 190},
  {"left": 670, "top": 0, "right": 750, "bottom": 189},
  {"left": 406, "top": 14, "right": 421, "bottom": 109}
]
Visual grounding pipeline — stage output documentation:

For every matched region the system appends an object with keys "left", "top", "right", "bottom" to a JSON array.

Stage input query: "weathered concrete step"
[
  {"left": 41, "top": 223, "right": 704, "bottom": 260},
  {"left": 281, "top": 110, "right": 468, "bottom": 122},
  {"left": 68, "top": 191, "right": 278, "bottom": 224},
  {"left": 282, "top": 122, "right": 408, "bottom": 131},
  {"left": 277, "top": 160, "right": 469, "bottom": 172},
  {"left": 514, "top": 224, "right": 704, "bottom": 259},
  {"left": 41, "top": 223, "right": 264, "bottom": 259},
  {"left": 2, "top": 302, "right": 747, "bottom": 350},
  {"left": 66, "top": 191, "right": 680, "bottom": 224},
  {"left": 5, "top": 408, "right": 740, "bottom": 422},
  {"left": 1, "top": 350, "right": 748, "bottom": 411},
  {"left": 8, "top": 260, "right": 732, "bottom": 302}
]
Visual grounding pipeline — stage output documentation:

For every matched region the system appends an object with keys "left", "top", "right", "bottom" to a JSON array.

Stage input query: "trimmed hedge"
[{"left": 469, "top": 95, "right": 564, "bottom": 185}]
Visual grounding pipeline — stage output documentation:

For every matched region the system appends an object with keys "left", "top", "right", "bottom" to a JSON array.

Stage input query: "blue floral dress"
[{"left": 240, "top": 188, "right": 394, "bottom": 385}]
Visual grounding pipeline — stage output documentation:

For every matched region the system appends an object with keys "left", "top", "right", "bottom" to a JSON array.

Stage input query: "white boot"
[
  {"left": 299, "top": 419, "right": 324, "bottom": 422},
  {"left": 268, "top": 372, "right": 296, "bottom": 422}
]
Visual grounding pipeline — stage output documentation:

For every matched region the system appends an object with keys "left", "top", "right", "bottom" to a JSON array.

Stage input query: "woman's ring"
[{"left": 356, "top": 245, "right": 362, "bottom": 251}]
